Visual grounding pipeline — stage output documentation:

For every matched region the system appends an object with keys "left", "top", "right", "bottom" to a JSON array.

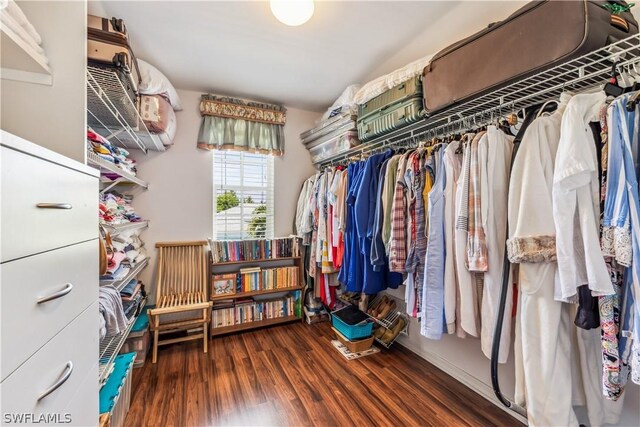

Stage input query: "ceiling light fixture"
[{"left": 270, "top": 0, "right": 314, "bottom": 27}]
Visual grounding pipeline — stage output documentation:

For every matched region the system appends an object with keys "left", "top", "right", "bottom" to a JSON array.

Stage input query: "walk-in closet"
[{"left": 1, "top": 1, "right": 640, "bottom": 426}]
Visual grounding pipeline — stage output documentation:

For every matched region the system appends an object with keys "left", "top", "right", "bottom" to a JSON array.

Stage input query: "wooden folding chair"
[{"left": 148, "top": 241, "right": 212, "bottom": 363}]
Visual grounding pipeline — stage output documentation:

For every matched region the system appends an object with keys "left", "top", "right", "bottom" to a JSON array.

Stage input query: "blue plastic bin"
[{"left": 331, "top": 306, "right": 373, "bottom": 340}]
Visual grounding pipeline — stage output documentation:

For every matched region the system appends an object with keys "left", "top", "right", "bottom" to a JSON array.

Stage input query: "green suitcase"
[
  {"left": 357, "top": 95, "right": 423, "bottom": 142},
  {"left": 358, "top": 75, "right": 422, "bottom": 118}
]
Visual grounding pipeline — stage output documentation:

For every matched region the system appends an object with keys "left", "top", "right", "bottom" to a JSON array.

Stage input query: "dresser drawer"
[
  {"left": 0, "top": 303, "right": 98, "bottom": 423},
  {"left": 1, "top": 240, "right": 98, "bottom": 380},
  {"left": 62, "top": 362, "right": 99, "bottom": 426},
  {"left": 1, "top": 145, "right": 98, "bottom": 263}
]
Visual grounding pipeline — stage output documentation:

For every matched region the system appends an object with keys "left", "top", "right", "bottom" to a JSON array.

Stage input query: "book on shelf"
[
  {"left": 211, "top": 290, "right": 302, "bottom": 329},
  {"left": 208, "top": 237, "right": 300, "bottom": 263},
  {"left": 211, "top": 266, "right": 300, "bottom": 299}
]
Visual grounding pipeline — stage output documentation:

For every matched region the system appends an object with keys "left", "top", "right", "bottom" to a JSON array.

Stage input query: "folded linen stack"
[
  {"left": 88, "top": 129, "right": 138, "bottom": 176},
  {"left": 99, "top": 191, "right": 142, "bottom": 226},
  {"left": 99, "top": 285, "right": 128, "bottom": 340},
  {"left": 120, "top": 279, "right": 145, "bottom": 318},
  {"left": 100, "top": 229, "right": 147, "bottom": 282},
  {"left": 0, "top": 1, "right": 48, "bottom": 67}
]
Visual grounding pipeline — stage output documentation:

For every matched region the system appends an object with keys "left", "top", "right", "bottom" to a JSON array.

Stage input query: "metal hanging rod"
[{"left": 317, "top": 33, "right": 640, "bottom": 167}]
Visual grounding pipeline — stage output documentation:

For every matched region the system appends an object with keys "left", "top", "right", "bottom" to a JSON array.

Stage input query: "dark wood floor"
[{"left": 125, "top": 321, "right": 519, "bottom": 427}]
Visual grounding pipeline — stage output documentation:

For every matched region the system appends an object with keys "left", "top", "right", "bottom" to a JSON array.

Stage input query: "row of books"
[
  {"left": 208, "top": 237, "right": 299, "bottom": 263},
  {"left": 211, "top": 294, "right": 301, "bottom": 329},
  {"left": 212, "top": 266, "right": 300, "bottom": 296}
]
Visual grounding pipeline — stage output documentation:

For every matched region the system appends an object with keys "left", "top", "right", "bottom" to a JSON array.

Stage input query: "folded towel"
[
  {"left": 6, "top": 0, "right": 42, "bottom": 45},
  {"left": 99, "top": 285, "right": 128, "bottom": 337},
  {"left": 0, "top": 12, "right": 48, "bottom": 64},
  {"left": 120, "top": 279, "right": 139, "bottom": 297}
]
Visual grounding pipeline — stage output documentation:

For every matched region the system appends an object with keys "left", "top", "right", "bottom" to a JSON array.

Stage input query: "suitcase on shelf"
[
  {"left": 300, "top": 112, "right": 356, "bottom": 146},
  {"left": 308, "top": 131, "right": 359, "bottom": 164},
  {"left": 422, "top": 0, "right": 638, "bottom": 115},
  {"left": 357, "top": 95, "right": 423, "bottom": 142},
  {"left": 88, "top": 15, "right": 128, "bottom": 37},
  {"left": 88, "top": 15, "right": 141, "bottom": 95},
  {"left": 359, "top": 75, "right": 422, "bottom": 118}
]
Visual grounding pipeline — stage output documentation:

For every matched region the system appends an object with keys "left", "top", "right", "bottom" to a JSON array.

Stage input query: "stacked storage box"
[
  {"left": 120, "top": 307, "right": 150, "bottom": 367},
  {"left": 330, "top": 305, "right": 374, "bottom": 353},
  {"left": 99, "top": 352, "right": 136, "bottom": 427},
  {"left": 300, "top": 112, "right": 359, "bottom": 164},
  {"left": 357, "top": 75, "right": 424, "bottom": 142}
]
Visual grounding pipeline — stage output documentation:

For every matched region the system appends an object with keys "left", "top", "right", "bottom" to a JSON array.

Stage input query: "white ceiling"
[{"left": 87, "top": 1, "right": 522, "bottom": 112}]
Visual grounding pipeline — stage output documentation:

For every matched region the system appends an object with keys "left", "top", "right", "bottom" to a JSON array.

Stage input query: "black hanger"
[{"left": 604, "top": 61, "right": 625, "bottom": 98}]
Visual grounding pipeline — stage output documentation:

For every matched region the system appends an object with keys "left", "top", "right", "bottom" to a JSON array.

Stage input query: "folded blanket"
[{"left": 99, "top": 285, "right": 128, "bottom": 337}]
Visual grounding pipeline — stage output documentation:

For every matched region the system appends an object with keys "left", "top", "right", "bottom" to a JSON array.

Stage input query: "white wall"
[
  {"left": 131, "top": 88, "right": 318, "bottom": 300},
  {"left": 1, "top": 1, "right": 87, "bottom": 163}
]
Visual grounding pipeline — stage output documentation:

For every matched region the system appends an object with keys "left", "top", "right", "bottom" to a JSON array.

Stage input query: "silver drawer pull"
[
  {"left": 37, "top": 283, "right": 73, "bottom": 304},
  {"left": 37, "top": 361, "right": 73, "bottom": 401},
  {"left": 36, "top": 203, "right": 73, "bottom": 210}
]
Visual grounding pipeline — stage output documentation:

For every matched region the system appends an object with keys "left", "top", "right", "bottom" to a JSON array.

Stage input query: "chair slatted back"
[{"left": 155, "top": 241, "right": 208, "bottom": 302}]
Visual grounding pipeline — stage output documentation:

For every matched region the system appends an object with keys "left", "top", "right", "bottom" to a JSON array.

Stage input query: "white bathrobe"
[
  {"left": 508, "top": 95, "right": 579, "bottom": 427},
  {"left": 480, "top": 126, "right": 514, "bottom": 363},
  {"left": 509, "top": 93, "right": 624, "bottom": 427}
]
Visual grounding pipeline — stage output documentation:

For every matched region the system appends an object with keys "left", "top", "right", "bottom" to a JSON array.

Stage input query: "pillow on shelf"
[{"left": 137, "top": 58, "right": 183, "bottom": 111}]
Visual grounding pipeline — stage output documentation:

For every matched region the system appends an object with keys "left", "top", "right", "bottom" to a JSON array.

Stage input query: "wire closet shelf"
[
  {"left": 98, "top": 298, "right": 146, "bottom": 385},
  {"left": 317, "top": 33, "right": 640, "bottom": 167},
  {"left": 87, "top": 66, "right": 165, "bottom": 153}
]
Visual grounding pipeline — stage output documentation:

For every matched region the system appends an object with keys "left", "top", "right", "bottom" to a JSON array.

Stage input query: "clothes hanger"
[
  {"left": 604, "top": 61, "right": 625, "bottom": 97},
  {"left": 536, "top": 99, "right": 559, "bottom": 118}
]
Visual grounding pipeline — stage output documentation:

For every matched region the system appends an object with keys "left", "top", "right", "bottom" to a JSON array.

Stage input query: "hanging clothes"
[
  {"left": 467, "top": 132, "right": 489, "bottom": 272},
  {"left": 605, "top": 94, "right": 640, "bottom": 385},
  {"left": 421, "top": 144, "right": 447, "bottom": 339},
  {"left": 508, "top": 94, "right": 579, "bottom": 427},
  {"left": 389, "top": 153, "right": 411, "bottom": 273},
  {"left": 443, "top": 140, "right": 463, "bottom": 336},
  {"left": 553, "top": 91, "right": 614, "bottom": 302},
  {"left": 355, "top": 151, "right": 402, "bottom": 294},
  {"left": 480, "top": 126, "right": 514, "bottom": 363},
  {"left": 455, "top": 134, "right": 481, "bottom": 337}
]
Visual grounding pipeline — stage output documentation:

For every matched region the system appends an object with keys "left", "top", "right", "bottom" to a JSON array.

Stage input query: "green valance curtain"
[{"left": 197, "top": 94, "right": 287, "bottom": 156}]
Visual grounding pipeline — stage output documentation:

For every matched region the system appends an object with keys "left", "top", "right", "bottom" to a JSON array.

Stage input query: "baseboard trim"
[{"left": 396, "top": 338, "right": 528, "bottom": 425}]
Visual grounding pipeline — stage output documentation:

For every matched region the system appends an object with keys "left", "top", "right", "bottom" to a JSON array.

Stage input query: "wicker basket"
[{"left": 333, "top": 327, "right": 374, "bottom": 353}]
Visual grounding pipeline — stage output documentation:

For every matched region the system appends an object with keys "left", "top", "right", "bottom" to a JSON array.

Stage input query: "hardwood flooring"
[{"left": 125, "top": 321, "right": 520, "bottom": 426}]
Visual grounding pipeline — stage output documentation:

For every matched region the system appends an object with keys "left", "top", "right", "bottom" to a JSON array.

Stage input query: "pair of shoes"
[
  {"left": 374, "top": 325, "right": 386, "bottom": 339},
  {"left": 376, "top": 299, "right": 397, "bottom": 320},
  {"left": 380, "top": 316, "right": 406, "bottom": 344},
  {"left": 358, "top": 294, "right": 369, "bottom": 312},
  {"left": 368, "top": 295, "right": 388, "bottom": 317}
]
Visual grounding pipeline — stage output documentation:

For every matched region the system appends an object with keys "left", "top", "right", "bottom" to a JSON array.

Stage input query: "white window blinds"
[{"left": 213, "top": 151, "right": 275, "bottom": 240}]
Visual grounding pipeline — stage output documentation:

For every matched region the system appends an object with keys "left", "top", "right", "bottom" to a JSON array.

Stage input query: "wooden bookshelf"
[
  {"left": 211, "top": 285, "right": 304, "bottom": 301},
  {"left": 209, "top": 247, "right": 305, "bottom": 337},
  {"left": 210, "top": 315, "right": 301, "bottom": 337},
  {"left": 210, "top": 256, "right": 301, "bottom": 266}
]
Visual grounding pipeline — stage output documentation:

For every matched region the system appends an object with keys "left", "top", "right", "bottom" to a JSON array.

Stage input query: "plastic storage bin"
[
  {"left": 330, "top": 305, "right": 372, "bottom": 340},
  {"left": 120, "top": 306, "right": 150, "bottom": 367},
  {"left": 100, "top": 352, "right": 136, "bottom": 427}
]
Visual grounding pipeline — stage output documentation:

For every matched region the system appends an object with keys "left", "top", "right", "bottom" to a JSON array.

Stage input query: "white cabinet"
[
  {"left": 0, "top": 304, "right": 99, "bottom": 425},
  {"left": 0, "top": 131, "right": 99, "bottom": 425},
  {"left": 1, "top": 240, "right": 98, "bottom": 380}
]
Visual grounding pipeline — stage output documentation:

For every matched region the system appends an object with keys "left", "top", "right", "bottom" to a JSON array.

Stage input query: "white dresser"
[{"left": 0, "top": 130, "right": 99, "bottom": 426}]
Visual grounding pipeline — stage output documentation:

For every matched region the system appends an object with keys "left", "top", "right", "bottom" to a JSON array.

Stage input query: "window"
[{"left": 213, "top": 151, "right": 274, "bottom": 240}]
